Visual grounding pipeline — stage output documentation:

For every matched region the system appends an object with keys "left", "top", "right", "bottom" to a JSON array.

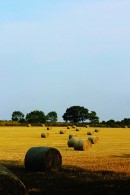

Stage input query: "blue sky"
[{"left": 0, "top": 0, "right": 130, "bottom": 122}]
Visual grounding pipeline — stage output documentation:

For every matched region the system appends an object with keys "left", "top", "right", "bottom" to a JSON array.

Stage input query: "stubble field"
[{"left": 0, "top": 126, "right": 130, "bottom": 195}]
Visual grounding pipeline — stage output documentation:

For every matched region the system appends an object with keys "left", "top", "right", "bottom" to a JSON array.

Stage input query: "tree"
[
  {"left": 26, "top": 110, "right": 46, "bottom": 124},
  {"left": 46, "top": 111, "right": 58, "bottom": 122},
  {"left": 62, "top": 105, "right": 89, "bottom": 123},
  {"left": 89, "top": 111, "right": 99, "bottom": 124},
  {"left": 11, "top": 111, "right": 24, "bottom": 122}
]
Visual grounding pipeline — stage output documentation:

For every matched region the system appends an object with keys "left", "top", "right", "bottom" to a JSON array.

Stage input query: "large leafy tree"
[
  {"left": 12, "top": 111, "right": 24, "bottom": 122},
  {"left": 89, "top": 111, "right": 99, "bottom": 124},
  {"left": 46, "top": 111, "right": 58, "bottom": 122},
  {"left": 62, "top": 106, "right": 89, "bottom": 123},
  {"left": 26, "top": 110, "right": 46, "bottom": 124}
]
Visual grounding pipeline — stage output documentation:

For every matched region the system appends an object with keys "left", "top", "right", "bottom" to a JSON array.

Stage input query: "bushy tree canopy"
[
  {"left": 46, "top": 111, "right": 58, "bottom": 122},
  {"left": 62, "top": 106, "right": 89, "bottom": 123},
  {"left": 12, "top": 111, "right": 24, "bottom": 122},
  {"left": 26, "top": 110, "right": 46, "bottom": 124}
]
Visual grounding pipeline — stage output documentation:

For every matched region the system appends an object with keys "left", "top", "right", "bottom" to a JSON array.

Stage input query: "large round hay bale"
[
  {"left": 74, "top": 139, "right": 92, "bottom": 151},
  {"left": 69, "top": 134, "right": 77, "bottom": 139},
  {"left": 67, "top": 137, "right": 77, "bottom": 147},
  {"left": 0, "top": 164, "right": 28, "bottom": 195},
  {"left": 24, "top": 146, "right": 62, "bottom": 172},
  {"left": 86, "top": 125, "right": 89, "bottom": 128},
  {"left": 88, "top": 136, "right": 99, "bottom": 144},
  {"left": 41, "top": 132, "right": 49, "bottom": 138}
]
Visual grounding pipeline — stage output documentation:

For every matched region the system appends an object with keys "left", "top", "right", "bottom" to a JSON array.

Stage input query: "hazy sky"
[{"left": 0, "top": 0, "right": 130, "bottom": 122}]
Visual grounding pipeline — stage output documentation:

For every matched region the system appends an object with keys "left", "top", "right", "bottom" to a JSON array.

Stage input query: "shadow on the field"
[{"left": 0, "top": 160, "right": 130, "bottom": 195}]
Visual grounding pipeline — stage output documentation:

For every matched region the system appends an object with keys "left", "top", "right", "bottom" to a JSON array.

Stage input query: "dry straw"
[
  {"left": 88, "top": 136, "right": 99, "bottom": 144},
  {"left": 41, "top": 132, "right": 49, "bottom": 138},
  {"left": 74, "top": 139, "right": 92, "bottom": 151},
  {"left": 67, "top": 137, "right": 77, "bottom": 147},
  {"left": 24, "top": 146, "right": 62, "bottom": 172},
  {"left": 0, "top": 164, "right": 28, "bottom": 195}
]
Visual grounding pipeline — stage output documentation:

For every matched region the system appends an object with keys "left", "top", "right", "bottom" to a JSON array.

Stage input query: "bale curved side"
[
  {"left": 24, "top": 146, "right": 62, "bottom": 172},
  {"left": 74, "top": 139, "right": 92, "bottom": 151},
  {"left": 67, "top": 137, "right": 77, "bottom": 147},
  {"left": 0, "top": 164, "right": 28, "bottom": 195},
  {"left": 68, "top": 134, "right": 77, "bottom": 139},
  {"left": 88, "top": 136, "right": 99, "bottom": 144},
  {"left": 41, "top": 132, "right": 49, "bottom": 138}
]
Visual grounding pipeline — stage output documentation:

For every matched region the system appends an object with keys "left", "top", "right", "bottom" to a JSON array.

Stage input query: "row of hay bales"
[{"left": 67, "top": 128, "right": 100, "bottom": 151}]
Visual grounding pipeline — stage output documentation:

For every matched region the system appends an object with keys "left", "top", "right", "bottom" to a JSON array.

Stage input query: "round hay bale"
[
  {"left": 94, "top": 128, "right": 100, "bottom": 132},
  {"left": 67, "top": 126, "right": 71, "bottom": 129},
  {"left": 88, "top": 136, "right": 99, "bottom": 144},
  {"left": 59, "top": 130, "right": 66, "bottom": 134},
  {"left": 27, "top": 124, "right": 31, "bottom": 127},
  {"left": 76, "top": 128, "right": 80, "bottom": 131},
  {"left": 68, "top": 134, "right": 77, "bottom": 139},
  {"left": 67, "top": 137, "right": 77, "bottom": 147},
  {"left": 86, "top": 125, "right": 89, "bottom": 128},
  {"left": 0, "top": 164, "right": 28, "bottom": 195},
  {"left": 41, "top": 132, "right": 49, "bottom": 138},
  {"left": 87, "top": 130, "right": 94, "bottom": 135},
  {"left": 41, "top": 124, "right": 45, "bottom": 127},
  {"left": 72, "top": 125, "right": 76, "bottom": 128},
  {"left": 47, "top": 127, "right": 51, "bottom": 130},
  {"left": 24, "top": 146, "right": 62, "bottom": 172},
  {"left": 74, "top": 139, "right": 92, "bottom": 151}
]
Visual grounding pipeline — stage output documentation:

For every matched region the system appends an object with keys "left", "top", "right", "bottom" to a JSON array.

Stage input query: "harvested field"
[{"left": 0, "top": 126, "right": 130, "bottom": 195}]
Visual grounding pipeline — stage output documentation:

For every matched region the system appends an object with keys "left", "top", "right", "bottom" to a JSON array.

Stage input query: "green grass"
[{"left": 0, "top": 126, "right": 130, "bottom": 195}]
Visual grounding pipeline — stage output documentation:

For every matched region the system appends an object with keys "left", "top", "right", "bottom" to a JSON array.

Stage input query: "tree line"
[
  {"left": 9, "top": 105, "right": 130, "bottom": 127},
  {"left": 11, "top": 106, "right": 99, "bottom": 124}
]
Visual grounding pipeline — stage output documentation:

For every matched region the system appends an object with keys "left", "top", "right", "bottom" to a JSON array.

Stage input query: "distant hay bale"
[
  {"left": 86, "top": 125, "right": 89, "bottom": 128},
  {"left": 47, "top": 127, "right": 51, "bottom": 130},
  {"left": 72, "top": 125, "right": 76, "bottom": 128},
  {"left": 67, "top": 137, "right": 77, "bottom": 147},
  {"left": 94, "top": 128, "right": 100, "bottom": 132},
  {"left": 76, "top": 128, "right": 80, "bottom": 131},
  {"left": 0, "top": 164, "right": 28, "bottom": 195},
  {"left": 27, "top": 124, "right": 31, "bottom": 127},
  {"left": 87, "top": 130, "right": 94, "bottom": 135},
  {"left": 67, "top": 126, "right": 70, "bottom": 129},
  {"left": 74, "top": 139, "right": 92, "bottom": 151},
  {"left": 124, "top": 126, "right": 128, "bottom": 128},
  {"left": 88, "top": 136, "right": 99, "bottom": 144},
  {"left": 41, "top": 124, "right": 45, "bottom": 127},
  {"left": 41, "top": 132, "right": 49, "bottom": 138},
  {"left": 24, "top": 146, "right": 62, "bottom": 172},
  {"left": 59, "top": 130, "right": 66, "bottom": 134},
  {"left": 69, "top": 134, "right": 77, "bottom": 139}
]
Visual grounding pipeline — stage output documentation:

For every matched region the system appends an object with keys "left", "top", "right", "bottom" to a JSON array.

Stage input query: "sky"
[{"left": 0, "top": 0, "right": 130, "bottom": 122}]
